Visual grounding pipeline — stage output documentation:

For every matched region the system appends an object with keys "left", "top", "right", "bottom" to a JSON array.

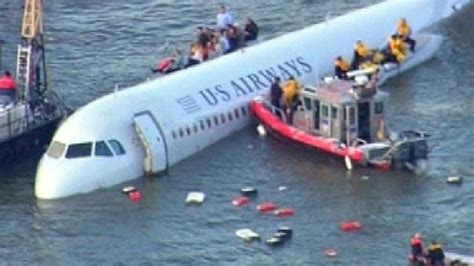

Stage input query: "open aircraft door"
[{"left": 133, "top": 111, "right": 168, "bottom": 175}]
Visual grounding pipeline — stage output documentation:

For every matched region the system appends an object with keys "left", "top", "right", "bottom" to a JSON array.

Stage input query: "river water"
[{"left": 0, "top": 0, "right": 473, "bottom": 265}]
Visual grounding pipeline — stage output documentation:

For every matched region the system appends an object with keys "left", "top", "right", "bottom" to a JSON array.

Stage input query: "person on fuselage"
[
  {"left": 334, "top": 56, "right": 350, "bottom": 79},
  {"left": 270, "top": 77, "right": 282, "bottom": 109},
  {"left": 244, "top": 18, "right": 259, "bottom": 42},
  {"left": 351, "top": 40, "right": 372, "bottom": 69},
  {"left": 427, "top": 241, "right": 445, "bottom": 266},
  {"left": 216, "top": 5, "right": 233, "bottom": 30},
  {"left": 0, "top": 71, "right": 17, "bottom": 103},
  {"left": 396, "top": 18, "right": 416, "bottom": 53},
  {"left": 387, "top": 34, "right": 406, "bottom": 63}
]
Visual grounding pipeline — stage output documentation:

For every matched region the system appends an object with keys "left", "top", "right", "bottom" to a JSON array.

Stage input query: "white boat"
[{"left": 34, "top": 0, "right": 470, "bottom": 199}]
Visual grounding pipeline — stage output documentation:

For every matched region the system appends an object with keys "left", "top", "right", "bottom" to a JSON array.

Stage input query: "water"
[{"left": 1, "top": 0, "right": 473, "bottom": 264}]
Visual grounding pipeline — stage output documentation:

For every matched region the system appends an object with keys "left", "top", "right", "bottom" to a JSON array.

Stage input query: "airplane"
[{"left": 35, "top": 0, "right": 471, "bottom": 199}]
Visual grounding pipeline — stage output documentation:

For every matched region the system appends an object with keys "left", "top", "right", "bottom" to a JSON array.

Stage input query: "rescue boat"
[{"left": 250, "top": 77, "right": 429, "bottom": 170}]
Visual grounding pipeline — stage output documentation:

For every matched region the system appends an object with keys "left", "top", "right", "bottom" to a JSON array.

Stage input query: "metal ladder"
[{"left": 16, "top": 46, "right": 32, "bottom": 100}]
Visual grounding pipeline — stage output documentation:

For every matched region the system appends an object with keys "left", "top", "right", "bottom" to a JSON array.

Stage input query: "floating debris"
[
  {"left": 236, "top": 229, "right": 260, "bottom": 242},
  {"left": 257, "top": 202, "right": 277, "bottom": 212},
  {"left": 324, "top": 249, "right": 337, "bottom": 258},
  {"left": 278, "top": 186, "right": 288, "bottom": 192},
  {"left": 446, "top": 176, "right": 463, "bottom": 185},
  {"left": 232, "top": 196, "right": 250, "bottom": 207},
  {"left": 361, "top": 175, "right": 370, "bottom": 180},
  {"left": 122, "top": 186, "right": 137, "bottom": 194},
  {"left": 240, "top": 187, "right": 258, "bottom": 197},
  {"left": 186, "top": 192, "right": 205, "bottom": 204},
  {"left": 257, "top": 124, "right": 267, "bottom": 137},
  {"left": 339, "top": 220, "right": 362, "bottom": 232},
  {"left": 274, "top": 208, "right": 295, "bottom": 217}
]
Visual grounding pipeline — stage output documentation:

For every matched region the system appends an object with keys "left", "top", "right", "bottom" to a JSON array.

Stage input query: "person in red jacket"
[
  {"left": 0, "top": 71, "right": 17, "bottom": 102},
  {"left": 409, "top": 233, "right": 426, "bottom": 265}
]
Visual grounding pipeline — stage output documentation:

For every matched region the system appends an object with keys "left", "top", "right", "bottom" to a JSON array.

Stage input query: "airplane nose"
[{"left": 35, "top": 156, "right": 67, "bottom": 199}]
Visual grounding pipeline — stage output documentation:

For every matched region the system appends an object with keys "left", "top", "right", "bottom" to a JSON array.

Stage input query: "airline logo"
[{"left": 174, "top": 56, "right": 313, "bottom": 113}]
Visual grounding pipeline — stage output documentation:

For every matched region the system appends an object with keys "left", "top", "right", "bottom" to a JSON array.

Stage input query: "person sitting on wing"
[
  {"left": 351, "top": 40, "right": 372, "bottom": 69},
  {"left": 396, "top": 18, "right": 416, "bottom": 52},
  {"left": 334, "top": 56, "right": 350, "bottom": 79},
  {"left": 387, "top": 34, "right": 407, "bottom": 63}
]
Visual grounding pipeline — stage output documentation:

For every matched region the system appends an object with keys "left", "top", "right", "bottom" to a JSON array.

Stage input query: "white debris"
[
  {"left": 278, "top": 186, "right": 288, "bottom": 192},
  {"left": 186, "top": 192, "right": 205, "bottom": 204},
  {"left": 257, "top": 124, "right": 266, "bottom": 138},
  {"left": 235, "top": 229, "right": 260, "bottom": 242}
]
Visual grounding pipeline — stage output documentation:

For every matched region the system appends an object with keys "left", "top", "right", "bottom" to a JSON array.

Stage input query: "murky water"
[{"left": 0, "top": 0, "right": 473, "bottom": 264}]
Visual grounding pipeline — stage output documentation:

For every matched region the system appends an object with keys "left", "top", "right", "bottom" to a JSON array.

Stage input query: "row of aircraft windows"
[{"left": 171, "top": 106, "right": 249, "bottom": 139}]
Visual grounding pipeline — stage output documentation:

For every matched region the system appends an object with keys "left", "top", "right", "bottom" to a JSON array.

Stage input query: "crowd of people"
[
  {"left": 409, "top": 233, "right": 447, "bottom": 266},
  {"left": 153, "top": 5, "right": 259, "bottom": 74},
  {"left": 334, "top": 18, "right": 417, "bottom": 80},
  {"left": 0, "top": 71, "right": 17, "bottom": 105}
]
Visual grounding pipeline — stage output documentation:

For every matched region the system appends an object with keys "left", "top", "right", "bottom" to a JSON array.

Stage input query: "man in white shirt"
[{"left": 216, "top": 5, "right": 233, "bottom": 30}]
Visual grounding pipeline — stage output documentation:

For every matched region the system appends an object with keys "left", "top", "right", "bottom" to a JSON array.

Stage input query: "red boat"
[{"left": 250, "top": 78, "right": 428, "bottom": 170}]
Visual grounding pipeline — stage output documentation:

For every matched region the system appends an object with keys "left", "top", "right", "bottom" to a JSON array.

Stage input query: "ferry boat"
[
  {"left": 250, "top": 76, "right": 429, "bottom": 170},
  {"left": 0, "top": 0, "right": 68, "bottom": 163}
]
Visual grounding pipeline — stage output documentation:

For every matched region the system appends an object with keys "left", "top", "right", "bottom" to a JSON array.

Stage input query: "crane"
[{"left": 16, "top": 0, "right": 48, "bottom": 102}]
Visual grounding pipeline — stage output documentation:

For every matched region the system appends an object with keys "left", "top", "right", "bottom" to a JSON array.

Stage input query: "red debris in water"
[
  {"left": 256, "top": 202, "right": 277, "bottom": 212},
  {"left": 232, "top": 196, "right": 250, "bottom": 206},
  {"left": 339, "top": 220, "right": 362, "bottom": 232},
  {"left": 128, "top": 190, "right": 142, "bottom": 202},
  {"left": 273, "top": 208, "right": 295, "bottom": 217}
]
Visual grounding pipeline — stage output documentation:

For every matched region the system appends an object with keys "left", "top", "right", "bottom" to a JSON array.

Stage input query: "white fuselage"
[{"left": 35, "top": 0, "right": 471, "bottom": 199}]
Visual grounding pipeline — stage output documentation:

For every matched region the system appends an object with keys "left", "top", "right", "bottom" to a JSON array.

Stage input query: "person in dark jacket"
[
  {"left": 243, "top": 18, "right": 258, "bottom": 42},
  {"left": 427, "top": 241, "right": 445, "bottom": 266},
  {"left": 270, "top": 77, "right": 282, "bottom": 109}
]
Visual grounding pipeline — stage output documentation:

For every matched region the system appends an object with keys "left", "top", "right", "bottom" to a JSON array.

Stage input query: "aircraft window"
[
  {"left": 349, "top": 107, "right": 356, "bottom": 125},
  {"left": 331, "top": 106, "right": 338, "bottom": 119},
  {"left": 95, "top": 141, "right": 113, "bottom": 157},
  {"left": 186, "top": 126, "right": 191, "bottom": 136},
  {"left": 193, "top": 123, "right": 198, "bottom": 133},
  {"left": 200, "top": 120, "right": 205, "bottom": 131},
  {"left": 47, "top": 141, "right": 66, "bottom": 159},
  {"left": 65, "top": 142, "right": 92, "bottom": 159},
  {"left": 108, "top": 139, "right": 126, "bottom": 155},
  {"left": 214, "top": 116, "right": 219, "bottom": 126},
  {"left": 241, "top": 106, "right": 247, "bottom": 116},
  {"left": 207, "top": 118, "right": 212, "bottom": 128},
  {"left": 304, "top": 97, "right": 312, "bottom": 110},
  {"left": 179, "top": 128, "right": 184, "bottom": 138},
  {"left": 321, "top": 105, "right": 329, "bottom": 118},
  {"left": 221, "top": 113, "right": 226, "bottom": 123},
  {"left": 228, "top": 111, "right": 233, "bottom": 121},
  {"left": 375, "top": 102, "right": 384, "bottom": 114},
  {"left": 172, "top": 130, "right": 177, "bottom": 139},
  {"left": 234, "top": 108, "right": 240, "bottom": 119}
]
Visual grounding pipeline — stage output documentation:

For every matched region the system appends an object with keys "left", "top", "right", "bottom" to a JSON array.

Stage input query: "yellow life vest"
[
  {"left": 397, "top": 22, "right": 411, "bottom": 39},
  {"left": 355, "top": 43, "right": 371, "bottom": 58},
  {"left": 283, "top": 79, "right": 300, "bottom": 106}
]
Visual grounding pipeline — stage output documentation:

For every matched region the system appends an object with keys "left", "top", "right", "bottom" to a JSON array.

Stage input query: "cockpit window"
[
  {"left": 65, "top": 142, "right": 93, "bottom": 159},
  {"left": 95, "top": 141, "right": 113, "bottom": 157},
  {"left": 108, "top": 139, "right": 125, "bottom": 155},
  {"left": 47, "top": 141, "right": 66, "bottom": 159}
]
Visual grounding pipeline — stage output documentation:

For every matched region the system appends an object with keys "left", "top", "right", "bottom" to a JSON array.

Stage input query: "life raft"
[
  {"left": 256, "top": 202, "right": 277, "bottom": 212},
  {"left": 339, "top": 221, "right": 363, "bottom": 232},
  {"left": 274, "top": 208, "right": 294, "bottom": 217},
  {"left": 232, "top": 196, "right": 250, "bottom": 206}
]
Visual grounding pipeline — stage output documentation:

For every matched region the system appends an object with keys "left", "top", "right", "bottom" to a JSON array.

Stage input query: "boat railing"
[{"left": 0, "top": 93, "right": 66, "bottom": 143}]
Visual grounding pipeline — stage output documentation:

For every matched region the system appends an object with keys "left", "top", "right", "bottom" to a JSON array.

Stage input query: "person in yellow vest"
[
  {"left": 351, "top": 40, "right": 372, "bottom": 69},
  {"left": 334, "top": 56, "right": 350, "bottom": 79},
  {"left": 282, "top": 76, "right": 300, "bottom": 108},
  {"left": 396, "top": 18, "right": 416, "bottom": 52},
  {"left": 282, "top": 76, "right": 301, "bottom": 123},
  {"left": 387, "top": 34, "right": 407, "bottom": 63}
]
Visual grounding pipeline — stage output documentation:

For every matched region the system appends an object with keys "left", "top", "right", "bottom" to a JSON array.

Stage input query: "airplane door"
[{"left": 133, "top": 111, "right": 168, "bottom": 175}]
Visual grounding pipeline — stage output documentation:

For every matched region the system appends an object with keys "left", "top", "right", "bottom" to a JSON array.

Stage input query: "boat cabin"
[{"left": 294, "top": 78, "right": 388, "bottom": 146}]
